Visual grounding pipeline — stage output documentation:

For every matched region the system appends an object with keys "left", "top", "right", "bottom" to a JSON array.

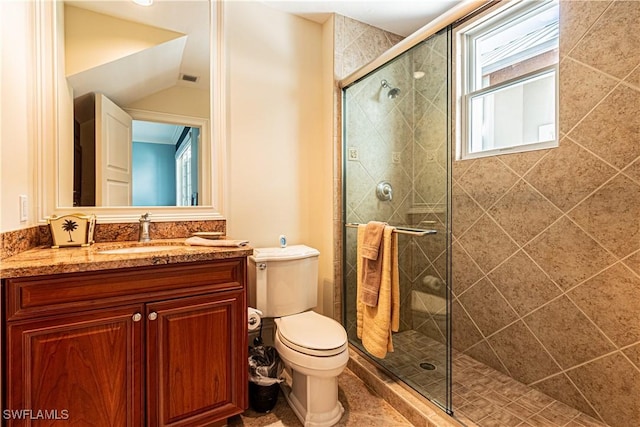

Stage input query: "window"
[
  {"left": 176, "top": 133, "right": 193, "bottom": 206},
  {"left": 458, "top": 0, "right": 559, "bottom": 159}
]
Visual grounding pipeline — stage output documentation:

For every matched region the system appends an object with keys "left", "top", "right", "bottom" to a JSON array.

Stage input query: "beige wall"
[
  {"left": 0, "top": 1, "right": 36, "bottom": 232},
  {"left": 451, "top": 2, "right": 640, "bottom": 426},
  {"left": 225, "top": 1, "right": 333, "bottom": 315}
]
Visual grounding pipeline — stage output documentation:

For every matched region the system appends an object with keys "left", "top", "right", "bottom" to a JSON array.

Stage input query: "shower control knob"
[{"left": 376, "top": 181, "right": 393, "bottom": 201}]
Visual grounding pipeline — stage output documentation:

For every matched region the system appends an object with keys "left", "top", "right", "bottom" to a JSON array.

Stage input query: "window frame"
[
  {"left": 457, "top": 0, "right": 559, "bottom": 160},
  {"left": 176, "top": 134, "right": 194, "bottom": 207}
]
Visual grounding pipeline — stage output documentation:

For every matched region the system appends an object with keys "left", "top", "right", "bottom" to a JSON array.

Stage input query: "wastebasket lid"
[{"left": 276, "top": 311, "right": 347, "bottom": 357}]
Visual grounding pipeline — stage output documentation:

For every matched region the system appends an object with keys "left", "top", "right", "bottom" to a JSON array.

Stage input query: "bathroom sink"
[{"left": 98, "top": 245, "right": 183, "bottom": 255}]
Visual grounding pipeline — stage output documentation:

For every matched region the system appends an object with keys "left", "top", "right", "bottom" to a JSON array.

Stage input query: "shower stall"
[{"left": 342, "top": 27, "right": 453, "bottom": 413}]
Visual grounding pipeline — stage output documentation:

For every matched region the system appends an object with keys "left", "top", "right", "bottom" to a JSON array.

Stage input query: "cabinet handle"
[
  {"left": 148, "top": 312, "right": 158, "bottom": 321},
  {"left": 132, "top": 313, "right": 142, "bottom": 322}
]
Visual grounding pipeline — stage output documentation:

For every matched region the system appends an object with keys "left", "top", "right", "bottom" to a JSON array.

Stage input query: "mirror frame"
[{"left": 34, "top": 0, "right": 226, "bottom": 223}]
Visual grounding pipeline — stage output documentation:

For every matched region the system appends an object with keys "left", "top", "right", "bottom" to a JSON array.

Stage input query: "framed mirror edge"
[{"left": 34, "top": 0, "right": 227, "bottom": 224}]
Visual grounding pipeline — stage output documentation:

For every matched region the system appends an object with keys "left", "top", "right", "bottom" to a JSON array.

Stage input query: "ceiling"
[{"left": 261, "top": 0, "right": 461, "bottom": 37}]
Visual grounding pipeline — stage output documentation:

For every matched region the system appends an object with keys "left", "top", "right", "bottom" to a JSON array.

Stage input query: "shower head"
[{"left": 381, "top": 79, "right": 401, "bottom": 99}]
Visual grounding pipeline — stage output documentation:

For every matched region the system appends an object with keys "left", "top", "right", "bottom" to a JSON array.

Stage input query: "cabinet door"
[
  {"left": 6, "top": 305, "right": 144, "bottom": 426},
  {"left": 146, "top": 290, "right": 247, "bottom": 427}
]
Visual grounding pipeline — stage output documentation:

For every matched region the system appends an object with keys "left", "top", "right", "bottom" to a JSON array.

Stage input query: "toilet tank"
[{"left": 248, "top": 245, "right": 320, "bottom": 318}]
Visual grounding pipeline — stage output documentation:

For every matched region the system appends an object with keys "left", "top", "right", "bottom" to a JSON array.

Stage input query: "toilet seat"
[{"left": 276, "top": 311, "right": 347, "bottom": 357}]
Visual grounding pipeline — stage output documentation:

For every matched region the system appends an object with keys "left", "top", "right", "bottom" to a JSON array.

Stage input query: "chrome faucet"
[{"left": 138, "top": 213, "right": 151, "bottom": 242}]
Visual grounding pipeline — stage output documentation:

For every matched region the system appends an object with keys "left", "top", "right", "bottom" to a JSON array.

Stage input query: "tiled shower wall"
[
  {"left": 342, "top": 49, "right": 416, "bottom": 335},
  {"left": 332, "top": 15, "right": 404, "bottom": 322},
  {"left": 338, "top": 23, "right": 451, "bottom": 341},
  {"left": 451, "top": 2, "right": 640, "bottom": 426}
]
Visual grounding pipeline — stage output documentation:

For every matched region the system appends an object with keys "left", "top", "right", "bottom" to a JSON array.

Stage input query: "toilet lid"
[{"left": 277, "top": 311, "right": 348, "bottom": 357}]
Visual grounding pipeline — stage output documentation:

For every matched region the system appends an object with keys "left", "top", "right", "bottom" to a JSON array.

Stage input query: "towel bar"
[{"left": 344, "top": 222, "right": 437, "bottom": 236}]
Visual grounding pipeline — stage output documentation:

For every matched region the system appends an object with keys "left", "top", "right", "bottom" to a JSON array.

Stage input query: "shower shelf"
[{"left": 344, "top": 223, "right": 437, "bottom": 236}]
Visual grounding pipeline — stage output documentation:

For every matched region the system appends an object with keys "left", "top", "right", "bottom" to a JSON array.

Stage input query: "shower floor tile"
[{"left": 379, "top": 330, "right": 611, "bottom": 427}]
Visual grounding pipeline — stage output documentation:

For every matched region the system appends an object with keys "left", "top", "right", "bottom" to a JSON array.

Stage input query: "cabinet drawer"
[{"left": 5, "top": 259, "right": 246, "bottom": 321}]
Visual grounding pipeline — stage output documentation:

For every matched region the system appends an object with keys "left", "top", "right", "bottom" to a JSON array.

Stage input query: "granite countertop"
[{"left": 0, "top": 239, "right": 253, "bottom": 279}]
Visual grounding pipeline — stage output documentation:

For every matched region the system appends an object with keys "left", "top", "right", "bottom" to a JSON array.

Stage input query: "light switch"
[{"left": 19, "top": 195, "right": 28, "bottom": 222}]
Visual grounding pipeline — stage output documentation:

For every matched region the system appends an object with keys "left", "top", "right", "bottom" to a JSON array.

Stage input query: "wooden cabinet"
[
  {"left": 7, "top": 305, "right": 144, "bottom": 426},
  {"left": 3, "top": 259, "right": 248, "bottom": 427}
]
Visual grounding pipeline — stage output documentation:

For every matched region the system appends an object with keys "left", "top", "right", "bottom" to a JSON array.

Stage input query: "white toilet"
[{"left": 248, "top": 245, "right": 348, "bottom": 427}]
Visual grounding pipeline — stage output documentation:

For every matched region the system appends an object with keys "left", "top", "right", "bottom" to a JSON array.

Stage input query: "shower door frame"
[{"left": 340, "top": 28, "right": 454, "bottom": 414}]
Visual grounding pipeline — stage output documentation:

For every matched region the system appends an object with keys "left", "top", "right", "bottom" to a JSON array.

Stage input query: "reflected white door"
[{"left": 95, "top": 93, "right": 132, "bottom": 206}]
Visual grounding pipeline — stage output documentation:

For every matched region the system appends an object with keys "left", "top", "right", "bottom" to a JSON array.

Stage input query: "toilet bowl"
[
  {"left": 249, "top": 245, "right": 348, "bottom": 427},
  {"left": 274, "top": 311, "right": 348, "bottom": 427}
]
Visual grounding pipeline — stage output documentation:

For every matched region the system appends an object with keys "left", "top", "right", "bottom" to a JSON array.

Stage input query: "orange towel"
[
  {"left": 360, "top": 221, "right": 386, "bottom": 307},
  {"left": 361, "top": 221, "right": 386, "bottom": 260},
  {"left": 356, "top": 224, "right": 400, "bottom": 359}
]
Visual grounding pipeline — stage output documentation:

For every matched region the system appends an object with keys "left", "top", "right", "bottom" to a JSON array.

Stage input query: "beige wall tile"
[
  {"left": 525, "top": 217, "right": 616, "bottom": 290},
  {"left": 566, "top": 352, "right": 640, "bottom": 427},
  {"left": 488, "top": 321, "right": 561, "bottom": 384},
  {"left": 488, "top": 251, "right": 562, "bottom": 316},
  {"left": 463, "top": 340, "right": 509, "bottom": 376},
  {"left": 452, "top": 159, "right": 475, "bottom": 182},
  {"left": 568, "top": 174, "right": 640, "bottom": 258},
  {"left": 622, "top": 342, "right": 640, "bottom": 369},
  {"left": 569, "top": 1, "right": 640, "bottom": 80},
  {"left": 531, "top": 373, "right": 600, "bottom": 420},
  {"left": 524, "top": 138, "right": 616, "bottom": 212},
  {"left": 488, "top": 179, "right": 563, "bottom": 246},
  {"left": 458, "top": 278, "right": 519, "bottom": 337},
  {"left": 458, "top": 215, "right": 519, "bottom": 273},
  {"left": 559, "top": 0, "right": 611, "bottom": 56},
  {"left": 456, "top": 157, "right": 519, "bottom": 210},
  {"left": 623, "top": 157, "right": 640, "bottom": 184},
  {"left": 569, "top": 85, "right": 640, "bottom": 170},
  {"left": 452, "top": 299, "right": 484, "bottom": 352},
  {"left": 452, "top": 184, "right": 484, "bottom": 237},
  {"left": 623, "top": 250, "right": 640, "bottom": 276},
  {"left": 568, "top": 263, "right": 640, "bottom": 347},
  {"left": 523, "top": 296, "right": 616, "bottom": 369},
  {"left": 625, "top": 65, "right": 640, "bottom": 89},
  {"left": 558, "top": 58, "right": 617, "bottom": 133},
  {"left": 451, "top": 241, "right": 484, "bottom": 295},
  {"left": 496, "top": 149, "right": 548, "bottom": 177}
]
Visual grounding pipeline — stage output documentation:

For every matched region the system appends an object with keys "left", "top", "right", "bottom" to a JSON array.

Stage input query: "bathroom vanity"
[{"left": 1, "top": 241, "right": 251, "bottom": 426}]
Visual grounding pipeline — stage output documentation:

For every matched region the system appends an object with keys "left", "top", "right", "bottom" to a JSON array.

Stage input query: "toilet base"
[{"left": 280, "top": 369, "right": 344, "bottom": 427}]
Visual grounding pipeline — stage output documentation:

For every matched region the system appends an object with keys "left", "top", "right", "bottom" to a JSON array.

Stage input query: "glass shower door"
[{"left": 342, "top": 28, "right": 452, "bottom": 412}]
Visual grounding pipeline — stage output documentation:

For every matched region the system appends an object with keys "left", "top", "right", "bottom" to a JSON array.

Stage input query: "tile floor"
[
  {"left": 376, "top": 330, "right": 610, "bottom": 427},
  {"left": 231, "top": 330, "right": 611, "bottom": 427},
  {"left": 228, "top": 368, "right": 413, "bottom": 426}
]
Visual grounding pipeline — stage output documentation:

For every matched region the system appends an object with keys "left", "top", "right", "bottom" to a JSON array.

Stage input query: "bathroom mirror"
[{"left": 37, "top": 0, "right": 225, "bottom": 221}]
